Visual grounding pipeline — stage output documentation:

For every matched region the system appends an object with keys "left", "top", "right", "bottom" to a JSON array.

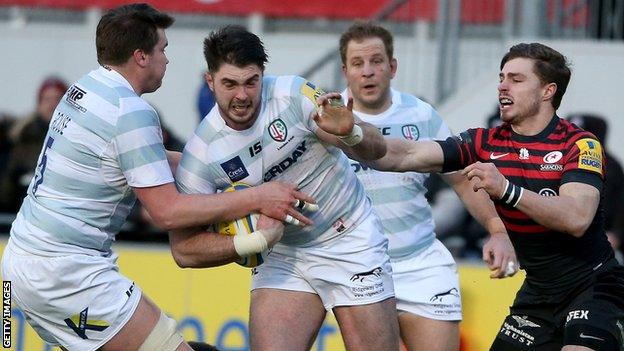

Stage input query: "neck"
[
  {"left": 105, "top": 64, "right": 144, "bottom": 95},
  {"left": 510, "top": 106, "right": 556, "bottom": 136}
]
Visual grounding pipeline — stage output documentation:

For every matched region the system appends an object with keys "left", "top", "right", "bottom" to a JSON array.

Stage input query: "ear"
[
  {"left": 205, "top": 71, "right": 215, "bottom": 92},
  {"left": 133, "top": 49, "right": 148, "bottom": 68},
  {"left": 389, "top": 58, "right": 398, "bottom": 79},
  {"left": 542, "top": 82, "right": 557, "bottom": 102},
  {"left": 341, "top": 63, "right": 347, "bottom": 77}
]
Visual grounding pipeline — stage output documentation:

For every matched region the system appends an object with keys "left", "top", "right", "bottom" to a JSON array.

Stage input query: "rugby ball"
[{"left": 216, "top": 183, "right": 269, "bottom": 268}]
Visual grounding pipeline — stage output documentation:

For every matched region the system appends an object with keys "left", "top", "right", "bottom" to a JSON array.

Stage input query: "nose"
[
  {"left": 362, "top": 62, "right": 374, "bottom": 77},
  {"left": 498, "top": 79, "right": 508, "bottom": 93},
  {"left": 234, "top": 86, "right": 249, "bottom": 100}
]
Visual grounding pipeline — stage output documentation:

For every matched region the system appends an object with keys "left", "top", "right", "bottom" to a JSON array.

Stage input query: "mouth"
[
  {"left": 499, "top": 96, "right": 513, "bottom": 110},
  {"left": 231, "top": 102, "right": 251, "bottom": 115},
  {"left": 362, "top": 83, "right": 377, "bottom": 93}
]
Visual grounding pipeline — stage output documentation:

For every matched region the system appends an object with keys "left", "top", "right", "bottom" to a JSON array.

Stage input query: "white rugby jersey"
[
  {"left": 177, "top": 76, "right": 371, "bottom": 246},
  {"left": 10, "top": 67, "right": 173, "bottom": 256},
  {"left": 345, "top": 89, "right": 452, "bottom": 259}
]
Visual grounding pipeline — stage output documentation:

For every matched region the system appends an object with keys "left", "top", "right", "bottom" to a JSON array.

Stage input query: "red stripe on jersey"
[
  {"left": 503, "top": 221, "right": 548, "bottom": 233},
  {"left": 498, "top": 167, "right": 564, "bottom": 179},
  {"left": 497, "top": 205, "right": 530, "bottom": 220}
]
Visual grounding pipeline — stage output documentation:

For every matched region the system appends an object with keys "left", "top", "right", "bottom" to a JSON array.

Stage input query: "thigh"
[
  {"left": 563, "top": 265, "right": 624, "bottom": 351},
  {"left": 393, "top": 240, "right": 462, "bottom": 322},
  {"left": 398, "top": 312, "right": 459, "bottom": 351},
  {"left": 249, "top": 288, "right": 326, "bottom": 351},
  {"left": 333, "top": 297, "right": 399, "bottom": 351},
  {"left": 3, "top": 246, "right": 143, "bottom": 350}
]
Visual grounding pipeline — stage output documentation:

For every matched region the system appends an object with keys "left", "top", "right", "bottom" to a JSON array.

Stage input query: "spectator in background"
[
  {"left": 568, "top": 113, "right": 624, "bottom": 263},
  {"left": 197, "top": 79, "right": 215, "bottom": 121},
  {"left": 0, "top": 112, "right": 16, "bottom": 213},
  {"left": 0, "top": 76, "right": 67, "bottom": 212}
]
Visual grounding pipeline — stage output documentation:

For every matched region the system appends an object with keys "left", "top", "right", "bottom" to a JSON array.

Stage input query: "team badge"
[
  {"left": 576, "top": 138, "right": 603, "bottom": 175},
  {"left": 268, "top": 119, "right": 288, "bottom": 142},
  {"left": 519, "top": 148, "right": 530, "bottom": 160},
  {"left": 401, "top": 124, "right": 419, "bottom": 140}
]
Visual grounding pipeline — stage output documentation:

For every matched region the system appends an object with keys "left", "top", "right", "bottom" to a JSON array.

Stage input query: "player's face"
[
  {"left": 143, "top": 28, "right": 169, "bottom": 94},
  {"left": 37, "top": 86, "right": 65, "bottom": 122},
  {"left": 207, "top": 63, "right": 263, "bottom": 130},
  {"left": 498, "top": 57, "right": 547, "bottom": 124},
  {"left": 343, "top": 37, "right": 397, "bottom": 113}
]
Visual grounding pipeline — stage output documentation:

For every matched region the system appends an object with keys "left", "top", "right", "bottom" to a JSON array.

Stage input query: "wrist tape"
[
  {"left": 338, "top": 124, "right": 364, "bottom": 146},
  {"left": 233, "top": 231, "right": 269, "bottom": 257},
  {"left": 499, "top": 179, "right": 524, "bottom": 207}
]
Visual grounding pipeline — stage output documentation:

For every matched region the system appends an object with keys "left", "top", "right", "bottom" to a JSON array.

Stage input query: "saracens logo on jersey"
[
  {"left": 268, "top": 119, "right": 288, "bottom": 142},
  {"left": 402, "top": 125, "right": 420, "bottom": 140}
]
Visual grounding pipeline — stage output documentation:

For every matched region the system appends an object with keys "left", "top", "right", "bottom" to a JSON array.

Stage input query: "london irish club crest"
[
  {"left": 402, "top": 124, "right": 419, "bottom": 140},
  {"left": 269, "top": 119, "right": 288, "bottom": 142}
]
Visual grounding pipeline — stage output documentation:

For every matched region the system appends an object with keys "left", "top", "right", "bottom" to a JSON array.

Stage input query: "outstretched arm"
[
  {"left": 134, "top": 181, "right": 316, "bottom": 231},
  {"left": 368, "top": 138, "right": 445, "bottom": 173}
]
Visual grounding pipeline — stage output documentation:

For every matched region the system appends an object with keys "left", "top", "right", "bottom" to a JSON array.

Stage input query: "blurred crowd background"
[{"left": 0, "top": 0, "right": 623, "bottom": 261}]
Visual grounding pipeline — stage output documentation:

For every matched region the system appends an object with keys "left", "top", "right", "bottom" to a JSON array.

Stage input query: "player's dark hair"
[
  {"left": 500, "top": 43, "right": 571, "bottom": 110},
  {"left": 339, "top": 22, "right": 394, "bottom": 64},
  {"left": 96, "top": 3, "right": 174, "bottom": 66},
  {"left": 203, "top": 25, "right": 268, "bottom": 73}
]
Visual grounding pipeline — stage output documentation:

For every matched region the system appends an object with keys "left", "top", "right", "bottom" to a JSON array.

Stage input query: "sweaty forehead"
[{"left": 347, "top": 37, "right": 387, "bottom": 59}]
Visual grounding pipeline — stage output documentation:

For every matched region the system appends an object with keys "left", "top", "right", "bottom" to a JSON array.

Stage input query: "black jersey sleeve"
[{"left": 435, "top": 130, "right": 476, "bottom": 172}]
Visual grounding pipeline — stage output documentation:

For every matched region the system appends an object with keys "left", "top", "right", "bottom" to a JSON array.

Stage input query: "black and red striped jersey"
[{"left": 438, "top": 116, "right": 613, "bottom": 297}]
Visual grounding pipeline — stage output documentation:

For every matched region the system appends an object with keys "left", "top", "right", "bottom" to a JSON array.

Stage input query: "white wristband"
[
  {"left": 232, "top": 231, "right": 268, "bottom": 257},
  {"left": 338, "top": 124, "right": 364, "bottom": 146}
]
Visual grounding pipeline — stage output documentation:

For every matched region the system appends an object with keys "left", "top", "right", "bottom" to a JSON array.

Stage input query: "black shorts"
[{"left": 490, "top": 262, "right": 624, "bottom": 351}]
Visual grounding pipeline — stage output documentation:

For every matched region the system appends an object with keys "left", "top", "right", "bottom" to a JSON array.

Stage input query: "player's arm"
[
  {"left": 134, "top": 181, "right": 314, "bottom": 231},
  {"left": 368, "top": 138, "right": 445, "bottom": 173},
  {"left": 462, "top": 162, "right": 600, "bottom": 238},
  {"left": 168, "top": 215, "right": 283, "bottom": 268},
  {"left": 442, "top": 172, "right": 517, "bottom": 278},
  {"left": 313, "top": 94, "right": 386, "bottom": 161}
]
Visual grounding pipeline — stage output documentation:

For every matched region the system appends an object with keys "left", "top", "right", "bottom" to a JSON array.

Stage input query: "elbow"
[
  {"left": 566, "top": 219, "right": 591, "bottom": 238},
  {"left": 170, "top": 247, "right": 197, "bottom": 268}
]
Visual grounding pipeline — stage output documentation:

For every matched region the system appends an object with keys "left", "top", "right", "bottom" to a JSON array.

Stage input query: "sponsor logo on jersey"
[
  {"left": 540, "top": 164, "right": 563, "bottom": 172},
  {"left": 64, "top": 307, "right": 109, "bottom": 339},
  {"left": 543, "top": 151, "right": 563, "bottom": 163},
  {"left": 220, "top": 156, "right": 249, "bottom": 182},
  {"left": 429, "top": 288, "right": 460, "bottom": 302},
  {"left": 401, "top": 124, "right": 419, "bottom": 140},
  {"left": 490, "top": 152, "right": 509, "bottom": 160},
  {"left": 263, "top": 140, "right": 308, "bottom": 181},
  {"left": 512, "top": 315, "right": 541, "bottom": 328},
  {"left": 350, "top": 162, "right": 372, "bottom": 173},
  {"left": 66, "top": 85, "right": 87, "bottom": 113},
  {"left": 300, "top": 81, "right": 324, "bottom": 106},
  {"left": 538, "top": 188, "right": 557, "bottom": 196},
  {"left": 51, "top": 111, "right": 71, "bottom": 135},
  {"left": 500, "top": 321, "right": 535, "bottom": 347},
  {"left": 519, "top": 148, "right": 530, "bottom": 160},
  {"left": 576, "top": 138, "right": 603, "bottom": 175},
  {"left": 268, "top": 119, "right": 288, "bottom": 142}
]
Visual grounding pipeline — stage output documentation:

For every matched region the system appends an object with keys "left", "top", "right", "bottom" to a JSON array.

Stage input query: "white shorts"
[
  {"left": 1, "top": 241, "right": 142, "bottom": 350},
  {"left": 392, "top": 239, "right": 462, "bottom": 321},
  {"left": 251, "top": 214, "right": 395, "bottom": 310}
]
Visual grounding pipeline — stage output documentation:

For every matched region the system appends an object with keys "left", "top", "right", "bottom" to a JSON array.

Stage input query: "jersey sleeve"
[
  {"left": 113, "top": 107, "right": 173, "bottom": 188},
  {"left": 175, "top": 131, "right": 217, "bottom": 195},
  {"left": 561, "top": 136, "right": 604, "bottom": 191},
  {"left": 435, "top": 128, "right": 480, "bottom": 172}
]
